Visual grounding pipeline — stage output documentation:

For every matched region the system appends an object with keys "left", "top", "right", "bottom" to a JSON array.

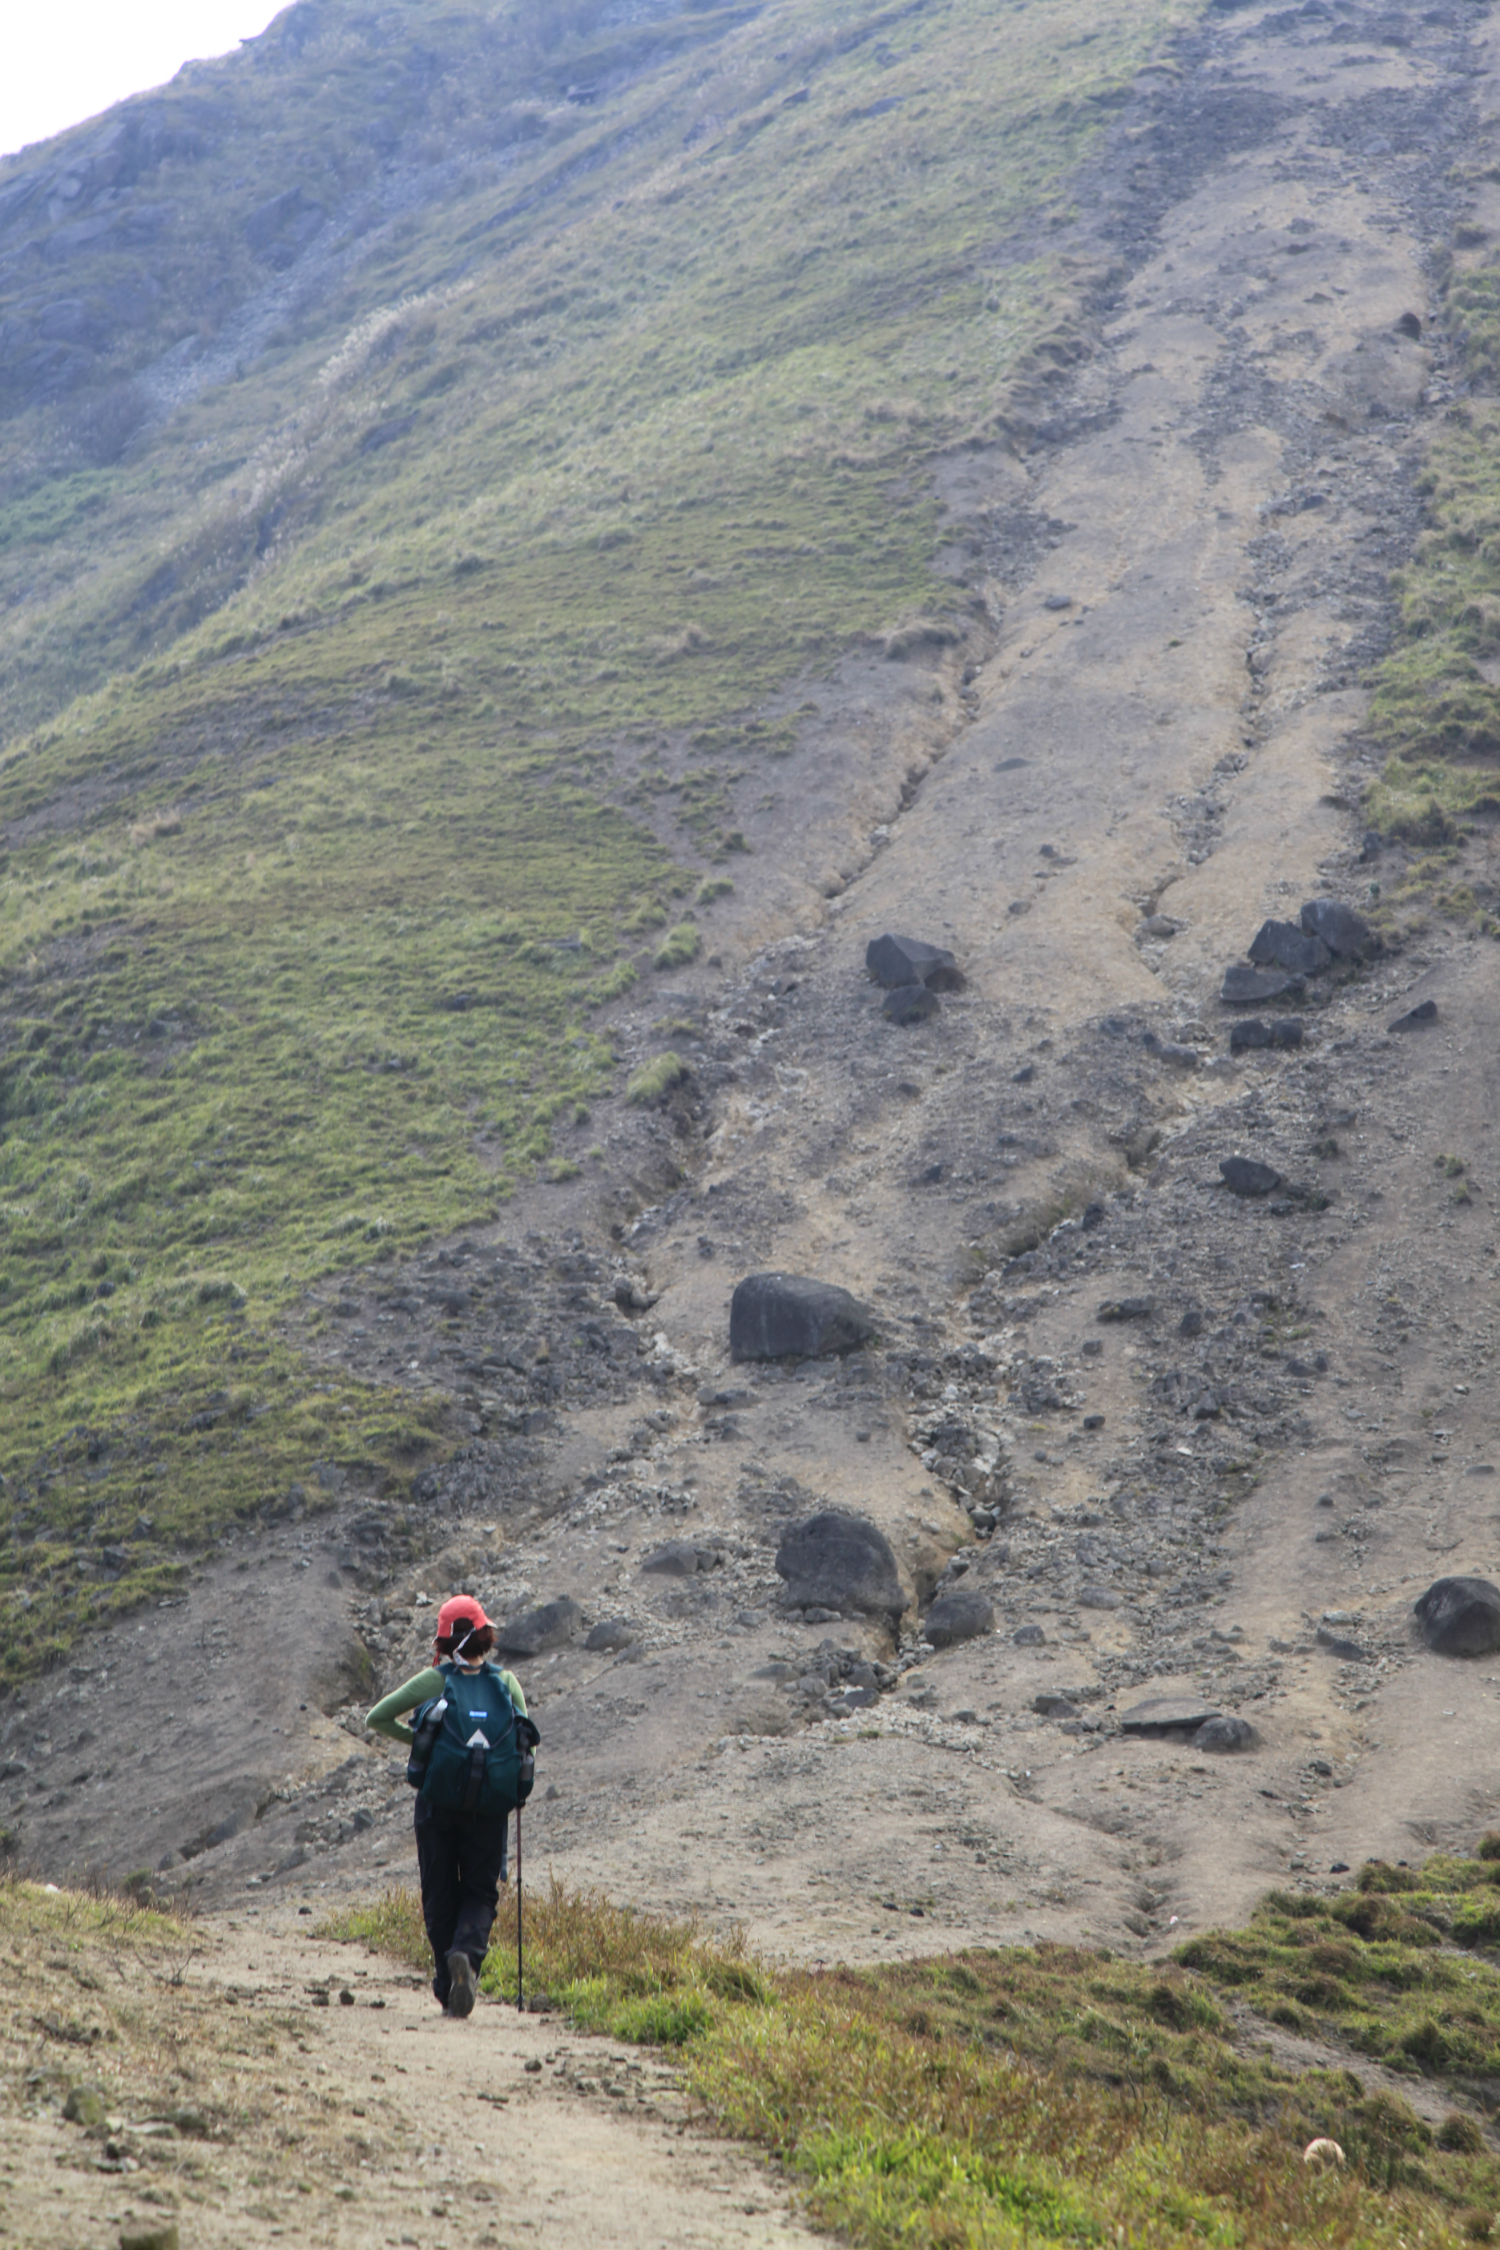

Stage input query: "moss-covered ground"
[
  {"left": 1368, "top": 185, "right": 1500, "bottom": 852},
  {"left": 0, "top": 0, "right": 1197, "bottom": 1687},
  {"left": 331, "top": 1845, "right": 1500, "bottom": 2246}
]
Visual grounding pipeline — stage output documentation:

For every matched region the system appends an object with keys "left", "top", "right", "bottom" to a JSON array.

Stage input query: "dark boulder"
[
  {"left": 882, "top": 982, "right": 940, "bottom": 1025},
  {"left": 1301, "top": 898, "right": 1377, "bottom": 960},
  {"left": 1221, "top": 964, "right": 1306, "bottom": 1006},
  {"left": 584, "top": 1617, "right": 638, "bottom": 1652},
  {"left": 1249, "top": 918, "right": 1332, "bottom": 975},
  {"left": 1221, "top": 1156, "right": 1282, "bottom": 1197},
  {"left": 775, "top": 1510, "right": 906, "bottom": 1622},
  {"left": 924, "top": 1588, "right": 995, "bottom": 1647},
  {"left": 494, "top": 1596, "right": 583, "bottom": 1657},
  {"left": 1414, "top": 1575, "right": 1500, "bottom": 1656},
  {"left": 1193, "top": 1716, "right": 1259, "bottom": 1753},
  {"left": 1097, "top": 1296, "right": 1154, "bottom": 1322},
  {"left": 866, "top": 933, "right": 963, "bottom": 990},
  {"left": 730, "top": 1272, "right": 876, "bottom": 1361},
  {"left": 1270, "top": 1018, "right": 1304, "bottom": 1049},
  {"left": 1389, "top": 998, "right": 1438, "bottom": 1032}
]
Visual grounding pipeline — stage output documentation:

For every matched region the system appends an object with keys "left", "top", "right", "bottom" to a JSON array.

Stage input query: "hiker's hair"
[{"left": 435, "top": 1620, "right": 495, "bottom": 1661}]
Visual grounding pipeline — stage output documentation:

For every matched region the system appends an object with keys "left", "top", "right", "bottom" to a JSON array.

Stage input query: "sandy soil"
[{"left": 8, "top": 2, "right": 1500, "bottom": 2237}]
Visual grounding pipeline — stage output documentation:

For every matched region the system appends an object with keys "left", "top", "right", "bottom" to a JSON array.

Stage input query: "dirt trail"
[
  {"left": 10, "top": 1, "right": 1500, "bottom": 2198},
  {"left": 5, "top": 1900, "right": 826, "bottom": 2250}
]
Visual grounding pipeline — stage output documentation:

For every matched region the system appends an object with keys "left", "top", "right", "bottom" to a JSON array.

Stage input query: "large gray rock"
[
  {"left": 1119, "top": 1695, "right": 1221, "bottom": 1736},
  {"left": 1193, "top": 1716, "right": 1259, "bottom": 1753},
  {"left": 494, "top": 1596, "right": 583, "bottom": 1658},
  {"left": 730, "top": 1272, "right": 876, "bottom": 1361},
  {"left": 1221, "top": 1156, "right": 1282, "bottom": 1197},
  {"left": 1248, "top": 919, "right": 1332, "bottom": 975},
  {"left": 866, "top": 933, "right": 963, "bottom": 990},
  {"left": 775, "top": 1510, "right": 906, "bottom": 1622},
  {"left": 1414, "top": 1576, "right": 1500, "bottom": 1656},
  {"left": 1301, "top": 898, "right": 1377, "bottom": 960},
  {"left": 882, "top": 982, "right": 940, "bottom": 1025},
  {"left": 923, "top": 1588, "right": 995, "bottom": 1647},
  {"left": 1221, "top": 964, "right": 1306, "bottom": 1006}
]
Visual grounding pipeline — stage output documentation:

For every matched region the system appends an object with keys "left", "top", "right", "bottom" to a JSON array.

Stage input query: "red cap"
[{"left": 436, "top": 1595, "right": 491, "bottom": 1640}]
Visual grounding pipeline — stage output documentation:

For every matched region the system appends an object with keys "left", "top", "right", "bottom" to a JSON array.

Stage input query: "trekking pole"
[{"left": 515, "top": 1805, "right": 524, "bottom": 2013}]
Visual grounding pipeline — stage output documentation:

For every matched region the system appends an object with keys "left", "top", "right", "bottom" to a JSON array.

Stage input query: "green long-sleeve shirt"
[{"left": 366, "top": 1662, "right": 528, "bottom": 1745}]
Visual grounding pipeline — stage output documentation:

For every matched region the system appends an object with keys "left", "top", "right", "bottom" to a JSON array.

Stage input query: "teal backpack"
[{"left": 406, "top": 1662, "right": 539, "bottom": 1818}]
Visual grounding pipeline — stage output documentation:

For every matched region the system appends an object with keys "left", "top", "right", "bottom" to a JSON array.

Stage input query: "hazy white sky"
[{"left": 2, "top": 3, "right": 285, "bottom": 161}]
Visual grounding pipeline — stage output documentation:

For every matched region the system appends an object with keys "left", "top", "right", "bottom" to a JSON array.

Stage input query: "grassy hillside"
[
  {"left": 0, "top": 0, "right": 1194, "bottom": 1684},
  {"left": 1368, "top": 186, "right": 1500, "bottom": 857},
  {"left": 334, "top": 1848, "right": 1500, "bottom": 2248}
]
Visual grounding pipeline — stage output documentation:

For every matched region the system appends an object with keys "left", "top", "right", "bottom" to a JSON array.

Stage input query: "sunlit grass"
[{"left": 328, "top": 1855, "right": 1500, "bottom": 2248}]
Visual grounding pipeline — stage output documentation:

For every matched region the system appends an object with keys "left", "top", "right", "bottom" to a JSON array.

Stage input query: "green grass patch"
[
  {"left": 1368, "top": 215, "right": 1500, "bottom": 842},
  {"left": 626, "top": 1051, "right": 690, "bottom": 1104},
  {"left": 651, "top": 920, "right": 701, "bottom": 970},
  {"left": 329, "top": 1856, "right": 1500, "bottom": 2248}
]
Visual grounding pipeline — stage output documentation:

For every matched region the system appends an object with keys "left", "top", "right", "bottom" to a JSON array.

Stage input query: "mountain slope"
[{"left": 0, "top": 0, "right": 1189, "bottom": 1683}]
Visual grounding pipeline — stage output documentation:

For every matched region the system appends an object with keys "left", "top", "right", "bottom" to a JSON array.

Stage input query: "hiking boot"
[{"left": 445, "top": 1951, "right": 477, "bottom": 2018}]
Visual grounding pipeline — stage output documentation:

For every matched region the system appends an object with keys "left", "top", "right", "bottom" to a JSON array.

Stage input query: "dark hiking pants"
[{"left": 414, "top": 1799, "right": 509, "bottom": 2007}]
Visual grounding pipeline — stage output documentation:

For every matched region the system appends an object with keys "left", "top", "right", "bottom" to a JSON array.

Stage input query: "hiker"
[{"left": 366, "top": 1595, "right": 537, "bottom": 2019}]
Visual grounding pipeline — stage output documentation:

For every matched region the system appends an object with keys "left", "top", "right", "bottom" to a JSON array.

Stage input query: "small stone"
[
  {"left": 1013, "top": 1624, "right": 1046, "bottom": 1645},
  {"left": 641, "top": 1540, "right": 708, "bottom": 1578},
  {"left": 1033, "top": 1693, "right": 1079, "bottom": 1717},
  {"left": 1082, "top": 1413, "right": 1105, "bottom": 1430},
  {"left": 1139, "top": 914, "right": 1180, "bottom": 938},
  {"left": 1248, "top": 918, "right": 1332, "bottom": 975},
  {"left": 1230, "top": 1018, "right": 1272, "bottom": 1052},
  {"left": 1097, "top": 1297, "right": 1154, "bottom": 1322},
  {"left": 63, "top": 2084, "right": 105, "bottom": 2128},
  {"left": 1179, "top": 1309, "right": 1203, "bottom": 1337},
  {"left": 865, "top": 933, "right": 964, "bottom": 990},
  {"left": 1269, "top": 1018, "right": 1304, "bottom": 1048},
  {"left": 1012, "top": 1062, "right": 1035, "bottom": 1083},
  {"left": 1043, "top": 592, "right": 1073, "bottom": 611},
  {"left": 1300, "top": 897, "right": 1377, "bottom": 960},
  {"left": 1221, "top": 964, "right": 1306, "bottom": 1006},
  {"left": 1389, "top": 998, "right": 1438, "bottom": 1032},
  {"left": 924, "top": 1588, "right": 995, "bottom": 1647},
  {"left": 882, "top": 981, "right": 940, "bottom": 1025},
  {"left": 1414, "top": 1575, "right": 1500, "bottom": 1657},
  {"left": 584, "top": 1617, "right": 638, "bottom": 1652},
  {"left": 1192, "top": 1391, "right": 1220, "bottom": 1419},
  {"left": 340, "top": 1988, "right": 356, "bottom": 2005},
  {"left": 121, "top": 2228, "right": 180, "bottom": 2250},
  {"left": 1080, "top": 1202, "right": 1106, "bottom": 1231},
  {"left": 1193, "top": 1715, "right": 1259, "bottom": 1753},
  {"left": 730, "top": 1272, "right": 876, "bottom": 1361},
  {"left": 1079, "top": 1583, "right": 1123, "bottom": 1610},
  {"left": 1316, "top": 1624, "right": 1367, "bottom": 1660},
  {"left": 1220, "top": 1156, "right": 1282, "bottom": 1197}
]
